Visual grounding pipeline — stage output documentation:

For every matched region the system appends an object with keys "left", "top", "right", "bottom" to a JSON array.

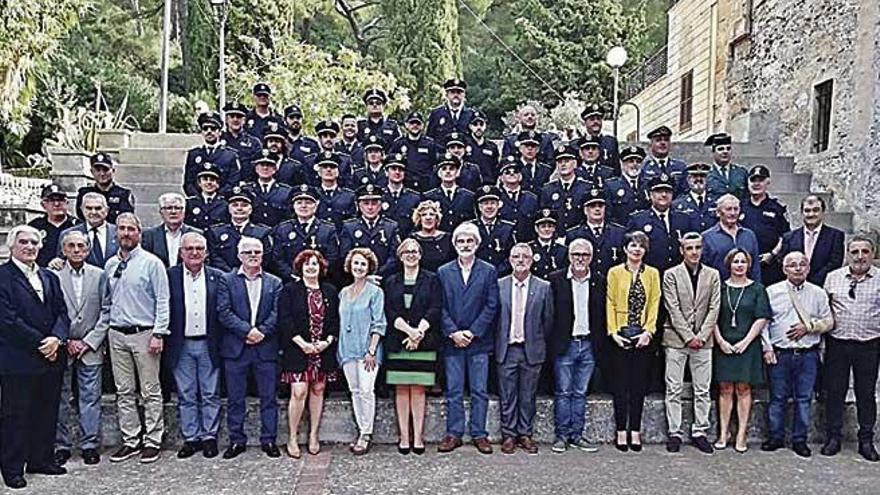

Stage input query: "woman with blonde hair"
[{"left": 410, "top": 200, "right": 454, "bottom": 272}]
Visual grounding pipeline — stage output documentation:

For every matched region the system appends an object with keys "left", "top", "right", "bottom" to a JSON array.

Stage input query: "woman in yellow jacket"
[{"left": 606, "top": 231, "right": 661, "bottom": 452}]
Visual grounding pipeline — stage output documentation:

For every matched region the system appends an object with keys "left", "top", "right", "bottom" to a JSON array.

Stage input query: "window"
[
  {"left": 679, "top": 70, "right": 693, "bottom": 132},
  {"left": 812, "top": 79, "right": 833, "bottom": 153}
]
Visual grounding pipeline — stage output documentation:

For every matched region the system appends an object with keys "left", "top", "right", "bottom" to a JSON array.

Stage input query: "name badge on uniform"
[
  {"left": 417, "top": 147, "right": 428, "bottom": 154},
  {"left": 762, "top": 211, "right": 777, "bottom": 218},
  {"left": 383, "top": 129, "right": 393, "bottom": 134},
  {"left": 482, "top": 149, "right": 494, "bottom": 156},
  {"left": 109, "top": 197, "right": 120, "bottom": 203},
  {"left": 299, "top": 146, "right": 311, "bottom": 152}
]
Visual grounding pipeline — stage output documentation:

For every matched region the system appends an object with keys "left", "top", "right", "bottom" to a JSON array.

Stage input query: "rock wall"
[{"left": 726, "top": 0, "right": 880, "bottom": 231}]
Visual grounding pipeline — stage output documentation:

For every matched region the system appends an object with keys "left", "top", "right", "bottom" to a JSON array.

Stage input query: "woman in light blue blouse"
[{"left": 337, "top": 247, "right": 387, "bottom": 455}]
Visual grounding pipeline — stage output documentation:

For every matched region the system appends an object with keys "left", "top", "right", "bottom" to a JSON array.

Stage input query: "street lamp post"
[
  {"left": 605, "top": 46, "right": 628, "bottom": 139},
  {"left": 210, "top": 0, "right": 228, "bottom": 115}
]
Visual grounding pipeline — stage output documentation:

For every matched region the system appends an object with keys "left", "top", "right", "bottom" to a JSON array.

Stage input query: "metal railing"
[
  {"left": 623, "top": 45, "right": 669, "bottom": 100},
  {"left": 0, "top": 173, "right": 50, "bottom": 209}
]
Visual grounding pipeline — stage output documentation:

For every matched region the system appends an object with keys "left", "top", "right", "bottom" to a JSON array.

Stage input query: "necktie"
[
  {"left": 593, "top": 226, "right": 602, "bottom": 238},
  {"left": 563, "top": 182, "right": 570, "bottom": 193},
  {"left": 512, "top": 282, "right": 525, "bottom": 342},
  {"left": 721, "top": 166, "right": 728, "bottom": 181},
  {"left": 630, "top": 180, "right": 638, "bottom": 190},
  {"left": 696, "top": 195, "right": 703, "bottom": 209},
  {"left": 446, "top": 189, "right": 454, "bottom": 201},
  {"left": 658, "top": 212, "right": 668, "bottom": 232},
  {"left": 263, "top": 184, "right": 269, "bottom": 194},
  {"left": 805, "top": 229, "right": 816, "bottom": 260},
  {"left": 90, "top": 227, "right": 104, "bottom": 263}
]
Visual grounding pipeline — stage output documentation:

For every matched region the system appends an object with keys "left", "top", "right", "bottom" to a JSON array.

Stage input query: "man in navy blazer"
[
  {"left": 55, "top": 192, "right": 118, "bottom": 269},
  {"left": 779, "top": 195, "right": 844, "bottom": 286},
  {"left": 167, "top": 232, "right": 223, "bottom": 459},
  {"left": 436, "top": 222, "right": 499, "bottom": 454},
  {"left": 141, "top": 192, "right": 202, "bottom": 268},
  {"left": 0, "top": 225, "right": 70, "bottom": 489},
  {"left": 217, "top": 236, "right": 283, "bottom": 459}
]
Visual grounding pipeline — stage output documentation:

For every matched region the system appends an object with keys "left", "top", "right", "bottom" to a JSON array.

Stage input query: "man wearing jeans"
[
  {"left": 661, "top": 232, "right": 720, "bottom": 454},
  {"left": 54, "top": 230, "right": 109, "bottom": 466},
  {"left": 103, "top": 213, "right": 170, "bottom": 464},
  {"left": 436, "top": 223, "right": 499, "bottom": 454},
  {"left": 760, "top": 251, "right": 833, "bottom": 457},
  {"left": 547, "top": 239, "right": 605, "bottom": 453}
]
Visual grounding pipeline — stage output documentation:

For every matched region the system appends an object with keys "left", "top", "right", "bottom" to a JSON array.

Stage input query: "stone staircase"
[{"left": 58, "top": 130, "right": 854, "bottom": 233}]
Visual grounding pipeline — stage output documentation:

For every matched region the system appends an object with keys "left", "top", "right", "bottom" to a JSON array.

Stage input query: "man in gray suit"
[
  {"left": 141, "top": 192, "right": 201, "bottom": 268},
  {"left": 53, "top": 230, "right": 109, "bottom": 466},
  {"left": 662, "top": 232, "right": 721, "bottom": 454},
  {"left": 495, "top": 243, "right": 553, "bottom": 454}
]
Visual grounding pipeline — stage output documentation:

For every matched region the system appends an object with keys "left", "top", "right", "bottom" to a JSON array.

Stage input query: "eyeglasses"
[
  {"left": 201, "top": 126, "right": 220, "bottom": 132},
  {"left": 502, "top": 169, "right": 519, "bottom": 175},
  {"left": 401, "top": 249, "right": 420, "bottom": 255},
  {"left": 849, "top": 279, "right": 859, "bottom": 300},
  {"left": 570, "top": 252, "right": 591, "bottom": 258},
  {"left": 240, "top": 250, "right": 262, "bottom": 256},
  {"left": 113, "top": 259, "right": 128, "bottom": 278},
  {"left": 182, "top": 246, "right": 206, "bottom": 252},
  {"left": 161, "top": 206, "right": 184, "bottom": 211}
]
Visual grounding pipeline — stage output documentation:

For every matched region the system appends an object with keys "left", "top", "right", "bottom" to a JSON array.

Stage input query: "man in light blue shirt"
[
  {"left": 701, "top": 194, "right": 761, "bottom": 281},
  {"left": 760, "top": 251, "right": 833, "bottom": 458},
  {"left": 102, "top": 213, "right": 169, "bottom": 465}
]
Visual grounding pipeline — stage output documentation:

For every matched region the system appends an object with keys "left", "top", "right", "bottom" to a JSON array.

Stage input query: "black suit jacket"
[
  {"left": 278, "top": 280, "right": 339, "bottom": 373},
  {"left": 382, "top": 270, "right": 442, "bottom": 353},
  {"left": 0, "top": 262, "right": 69, "bottom": 375},
  {"left": 166, "top": 264, "right": 223, "bottom": 369},
  {"left": 780, "top": 225, "right": 845, "bottom": 286},
  {"left": 546, "top": 269, "right": 606, "bottom": 361},
  {"left": 141, "top": 224, "right": 201, "bottom": 268}
]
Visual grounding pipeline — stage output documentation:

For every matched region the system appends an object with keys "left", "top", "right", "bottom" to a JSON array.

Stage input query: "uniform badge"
[
  {"left": 361, "top": 177, "right": 369, "bottom": 184},
  {"left": 439, "top": 117, "right": 446, "bottom": 126},
  {"left": 195, "top": 156, "right": 203, "bottom": 164},
  {"left": 401, "top": 145, "right": 408, "bottom": 154},
  {"left": 247, "top": 119, "right": 254, "bottom": 127},
  {"left": 354, "top": 230, "right": 363, "bottom": 239},
  {"left": 417, "top": 147, "right": 428, "bottom": 153},
  {"left": 219, "top": 139, "right": 227, "bottom": 146},
  {"left": 565, "top": 198, "right": 573, "bottom": 210},
  {"left": 288, "top": 231, "right": 296, "bottom": 240},
  {"left": 617, "top": 189, "right": 625, "bottom": 197},
  {"left": 552, "top": 192, "right": 560, "bottom": 201},
  {"left": 465, "top": 145, "right": 472, "bottom": 154},
  {"left": 38, "top": 229, "right": 47, "bottom": 240},
  {"left": 203, "top": 162, "right": 211, "bottom": 169},
  {"left": 220, "top": 233, "right": 229, "bottom": 241},
  {"left": 193, "top": 207, "right": 201, "bottom": 215},
  {"left": 364, "top": 128, "right": 371, "bottom": 135},
  {"left": 109, "top": 197, "right": 120, "bottom": 203},
  {"left": 533, "top": 253, "right": 541, "bottom": 262},
  {"left": 644, "top": 224, "right": 653, "bottom": 233},
  {"left": 382, "top": 202, "right": 390, "bottom": 210},
  {"left": 762, "top": 211, "right": 777, "bottom": 218},
  {"left": 482, "top": 148, "right": 493, "bottom": 156}
]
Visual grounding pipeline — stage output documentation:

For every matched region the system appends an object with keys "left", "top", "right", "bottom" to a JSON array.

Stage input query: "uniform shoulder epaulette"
[
  {"left": 608, "top": 221, "right": 626, "bottom": 229},
  {"left": 499, "top": 219, "right": 515, "bottom": 226}
]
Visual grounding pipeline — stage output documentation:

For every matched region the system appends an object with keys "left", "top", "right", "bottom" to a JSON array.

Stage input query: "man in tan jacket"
[{"left": 662, "top": 232, "right": 721, "bottom": 454}]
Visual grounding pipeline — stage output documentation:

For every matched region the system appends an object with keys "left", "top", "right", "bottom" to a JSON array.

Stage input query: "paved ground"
[{"left": 14, "top": 443, "right": 880, "bottom": 495}]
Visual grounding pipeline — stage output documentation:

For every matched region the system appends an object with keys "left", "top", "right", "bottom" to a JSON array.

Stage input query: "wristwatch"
[{"left": 367, "top": 348, "right": 377, "bottom": 357}]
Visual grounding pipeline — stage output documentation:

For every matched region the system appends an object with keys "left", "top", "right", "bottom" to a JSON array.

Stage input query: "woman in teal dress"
[{"left": 712, "top": 248, "right": 771, "bottom": 453}]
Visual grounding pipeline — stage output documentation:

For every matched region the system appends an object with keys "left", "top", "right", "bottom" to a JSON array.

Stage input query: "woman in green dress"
[
  {"left": 712, "top": 248, "right": 771, "bottom": 453},
  {"left": 383, "top": 238, "right": 442, "bottom": 455}
]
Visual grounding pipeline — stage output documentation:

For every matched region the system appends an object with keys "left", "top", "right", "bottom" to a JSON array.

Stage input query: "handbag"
[{"left": 619, "top": 325, "right": 644, "bottom": 345}]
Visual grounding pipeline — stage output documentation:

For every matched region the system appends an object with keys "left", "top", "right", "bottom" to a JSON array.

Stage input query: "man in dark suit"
[
  {"left": 436, "top": 222, "right": 499, "bottom": 455},
  {"left": 547, "top": 238, "right": 606, "bottom": 453},
  {"left": 779, "top": 194, "right": 844, "bottom": 286},
  {"left": 217, "top": 236, "right": 283, "bottom": 459},
  {"left": 142, "top": 192, "right": 202, "bottom": 268},
  {"left": 56, "top": 192, "right": 119, "bottom": 269},
  {"left": 167, "top": 232, "right": 224, "bottom": 459},
  {"left": 0, "top": 225, "right": 70, "bottom": 489},
  {"left": 495, "top": 243, "right": 553, "bottom": 455}
]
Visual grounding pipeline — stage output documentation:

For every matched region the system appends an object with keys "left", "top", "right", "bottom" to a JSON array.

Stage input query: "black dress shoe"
[
  {"left": 26, "top": 464, "right": 67, "bottom": 475},
  {"left": 82, "top": 448, "right": 101, "bottom": 465},
  {"left": 792, "top": 442, "right": 812, "bottom": 458},
  {"left": 761, "top": 439, "right": 785, "bottom": 452},
  {"left": 859, "top": 442, "right": 880, "bottom": 462},
  {"left": 177, "top": 441, "right": 202, "bottom": 459},
  {"left": 692, "top": 436, "right": 715, "bottom": 454},
  {"left": 412, "top": 445, "right": 426, "bottom": 455},
  {"left": 821, "top": 438, "right": 841, "bottom": 456},
  {"left": 54, "top": 449, "right": 71, "bottom": 466},
  {"left": 202, "top": 440, "right": 219, "bottom": 458},
  {"left": 4, "top": 476, "right": 26, "bottom": 489},
  {"left": 615, "top": 440, "right": 629, "bottom": 452},
  {"left": 223, "top": 443, "right": 247, "bottom": 459},
  {"left": 666, "top": 437, "right": 681, "bottom": 453},
  {"left": 262, "top": 443, "right": 281, "bottom": 458}
]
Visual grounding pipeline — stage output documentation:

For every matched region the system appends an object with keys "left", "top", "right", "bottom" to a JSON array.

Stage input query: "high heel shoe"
[
  {"left": 714, "top": 436, "right": 730, "bottom": 450},
  {"left": 629, "top": 433, "right": 642, "bottom": 452},
  {"left": 307, "top": 439, "right": 321, "bottom": 456},
  {"left": 398, "top": 444, "right": 411, "bottom": 455},
  {"left": 615, "top": 433, "right": 629, "bottom": 452},
  {"left": 734, "top": 441, "right": 749, "bottom": 454},
  {"left": 412, "top": 445, "right": 425, "bottom": 455}
]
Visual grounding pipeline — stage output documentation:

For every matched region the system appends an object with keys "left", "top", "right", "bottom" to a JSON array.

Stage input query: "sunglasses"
[
  {"left": 849, "top": 279, "right": 858, "bottom": 300},
  {"left": 113, "top": 259, "right": 128, "bottom": 279},
  {"left": 240, "top": 250, "right": 262, "bottom": 256},
  {"left": 201, "top": 126, "right": 220, "bottom": 132},
  {"left": 715, "top": 145, "right": 732, "bottom": 152}
]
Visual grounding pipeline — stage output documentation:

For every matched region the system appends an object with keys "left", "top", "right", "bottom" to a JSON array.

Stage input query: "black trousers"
[
  {"left": 608, "top": 344, "right": 651, "bottom": 432},
  {"left": 0, "top": 371, "right": 63, "bottom": 481},
  {"left": 824, "top": 336, "right": 880, "bottom": 443}
]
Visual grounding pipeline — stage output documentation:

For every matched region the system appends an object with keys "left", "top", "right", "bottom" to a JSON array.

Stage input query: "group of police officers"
[{"left": 32, "top": 78, "right": 794, "bottom": 292}]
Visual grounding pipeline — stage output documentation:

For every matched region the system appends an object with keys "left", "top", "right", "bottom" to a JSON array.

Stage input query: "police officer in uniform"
[
  {"left": 501, "top": 104, "right": 557, "bottom": 164},
  {"left": 705, "top": 132, "right": 748, "bottom": 199},
  {"left": 470, "top": 185, "right": 516, "bottom": 276},
  {"left": 672, "top": 162, "right": 717, "bottom": 233},
  {"left": 528, "top": 209, "right": 566, "bottom": 279},
  {"left": 244, "top": 82, "right": 281, "bottom": 140},
  {"left": 578, "top": 102, "right": 620, "bottom": 174},
  {"left": 426, "top": 78, "right": 474, "bottom": 141},
  {"left": 29, "top": 184, "right": 80, "bottom": 267},
  {"left": 206, "top": 187, "right": 272, "bottom": 272},
  {"left": 466, "top": 110, "right": 500, "bottom": 185},
  {"left": 336, "top": 114, "right": 365, "bottom": 166},
  {"left": 497, "top": 156, "right": 539, "bottom": 243},
  {"left": 305, "top": 120, "right": 353, "bottom": 187},
  {"left": 423, "top": 153, "right": 476, "bottom": 232},
  {"left": 270, "top": 184, "right": 340, "bottom": 281},
  {"left": 185, "top": 163, "right": 230, "bottom": 230},
  {"left": 641, "top": 125, "right": 687, "bottom": 197},
  {"left": 565, "top": 187, "right": 626, "bottom": 280},
  {"left": 576, "top": 134, "right": 616, "bottom": 186},
  {"left": 339, "top": 184, "right": 401, "bottom": 278},
  {"left": 516, "top": 130, "right": 554, "bottom": 193},
  {"left": 740, "top": 164, "right": 790, "bottom": 285},
  {"left": 626, "top": 173, "right": 691, "bottom": 273},
  {"left": 388, "top": 111, "right": 441, "bottom": 193},
  {"left": 540, "top": 144, "right": 594, "bottom": 231},
  {"left": 381, "top": 153, "right": 421, "bottom": 237},
  {"left": 183, "top": 111, "right": 241, "bottom": 196},
  {"left": 284, "top": 104, "right": 321, "bottom": 163},
  {"left": 351, "top": 135, "right": 387, "bottom": 188},
  {"left": 314, "top": 152, "right": 357, "bottom": 230},
  {"left": 75, "top": 153, "right": 135, "bottom": 224},
  {"left": 245, "top": 151, "right": 294, "bottom": 227},
  {"left": 260, "top": 120, "right": 305, "bottom": 186},
  {"left": 444, "top": 132, "right": 483, "bottom": 191},
  {"left": 604, "top": 145, "right": 650, "bottom": 225},
  {"left": 221, "top": 101, "right": 262, "bottom": 175},
  {"left": 358, "top": 88, "right": 400, "bottom": 146}
]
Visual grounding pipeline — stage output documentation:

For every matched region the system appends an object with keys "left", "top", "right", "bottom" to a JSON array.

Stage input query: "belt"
[
  {"left": 185, "top": 335, "right": 208, "bottom": 341},
  {"left": 508, "top": 342, "right": 525, "bottom": 347},
  {"left": 571, "top": 335, "right": 591, "bottom": 341},
  {"left": 773, "top": 345, "right": 819, "bottom": 355},
  {"left": 111, "top": 326, "right": 153, "bottom": 335}
]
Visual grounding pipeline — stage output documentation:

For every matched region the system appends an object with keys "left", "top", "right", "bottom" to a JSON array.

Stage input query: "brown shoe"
[
  {"left": 518, "top": 436, "right": 538, "bottom": 454},
  {"left": 501, "top": 436, "right": 517, "bottom": 454},
  {"left": 473, "top": 437, "right": 493, "bottom": 454},
  {"left": 437, "top": 435, "right": 463, "bottom": 453}
]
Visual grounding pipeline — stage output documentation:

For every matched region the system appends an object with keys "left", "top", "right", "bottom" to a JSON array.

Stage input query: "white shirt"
[
  {"left": 569, "top": 268, "right": 591, "bottom": 337},
  {"left": 509, "top": 275, "right": 530, "bottom": 344},
  {"left": 459, "top": 258, "right": 474, "bottom": 286},
  {"left": 12, "top": 258, "right": 43, "bottom": 302},
  {"left": 165, "top": 226, "right": 183, "bottom": 267},
  {"left": 183, "top": 267, "right": 208, "bottom": 337},
  {"left": 238, "top": 267, "right": 263, "bottom": 327},
  {"left": 762, "top": 280, "right": 832, "bottom": 349}
]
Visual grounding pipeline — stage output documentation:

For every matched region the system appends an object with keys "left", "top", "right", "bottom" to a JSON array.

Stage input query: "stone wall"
[{"left": 725, "top": 0, "right": 880, "bottom": 231}]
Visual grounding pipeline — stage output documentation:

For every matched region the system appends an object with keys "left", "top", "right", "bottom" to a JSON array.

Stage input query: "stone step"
[
  {"left": 115, "top": 163, "right": 184, "bottom": 184},
  {"left": 129, "top": 133, "right": 203, "bottom": 149},
  {"left": 118, "top": 147, "right": 189, "bottom": 167},
  {"left": 82, "top": 393, "right": 878, "bottom": 449}
]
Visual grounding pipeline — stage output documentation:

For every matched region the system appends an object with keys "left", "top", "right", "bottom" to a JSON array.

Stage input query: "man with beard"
[
  {"left": 672, "top": 163, "right": 718, "bottom": 233},
  {"left": 427, "top": 78, "right": 474, "bottom": 140},
  {"left": 466, "top": 110, "right": 500, "bottom": 184},
  {"left": 284, "top": 104, "right": 320, "bottom": 163},
  {"left": 183, "top": 112, "right": 241, "bottom": 197},
  {"left": 501, "top": 104, "right": 556, "bottom": 164},
  {"left": 389, "top": 111, "right": 441, "bottom": 192},
  {"left": 641, "top": 126, "right": 687, "bottom": 197},
  {"left": 604, "top": 146, "right": 650, "bottom": 225},
  {"left": 221, "top": 101, "right": 262, "bottom": 173}
]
